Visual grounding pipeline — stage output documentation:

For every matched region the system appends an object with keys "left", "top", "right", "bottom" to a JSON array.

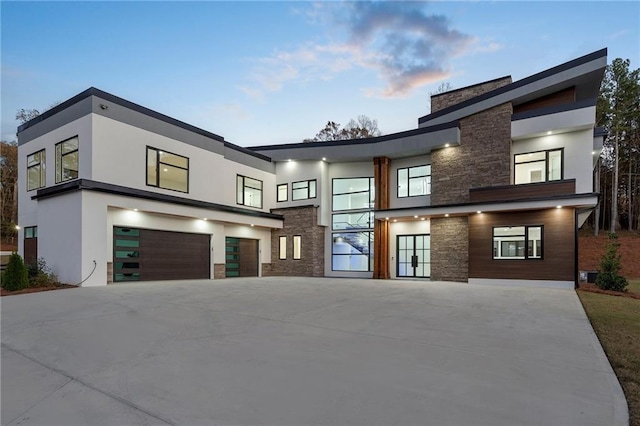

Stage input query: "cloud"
[{"left": 241, "top": 1, "right": 476, "bottom": 99}]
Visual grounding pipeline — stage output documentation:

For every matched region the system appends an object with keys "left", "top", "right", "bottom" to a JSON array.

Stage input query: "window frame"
[
  {"left": 293, "top": 235, "right": 301, "bottom": 260},
  {"left": 55, "top": 136, "right": 79, "bottom": 184},
  {"left": 514, "top": 148, "right": 564, "bottom": 185},
  {"left": 492, "top": 225, "right": 544, "bottom": 260},
  {"left": 331, "top": 177, "right": 375, "bottom": 212},
  {"left": 277, "top": 183, "right": 288, "bottom": 202},
  {"left": 292, "top": 179, "right": 317, "bottom": 201},
  {"left": 331, "top": 231, "right": 374, "bottom": 272},
  {"left": 279, "top": 236, "right": 287, "bottom": 260},
  {"left": 27, "top": 149, "right": 46, "bottom": 191},
  {"left": 236, "top": 174, "right": 263, "bottom": 209},
  {"left": 397, "top": 164, "right": 431, "bottom": 198},
  {"left": 24, "top": 226, "right": 38, "bottom": 239},
  {"left": 146, "top": 146, "right": 190, "bottom": 193}
]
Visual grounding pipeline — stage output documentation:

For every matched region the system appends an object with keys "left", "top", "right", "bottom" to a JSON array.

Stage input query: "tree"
[
  {"left": 15, "top": 108, "right": 40, "bottom": 124},
  {"left": 304, "top": 116, "right": 381, "bottom": 142},
  {"left": 0, "top": 141, "right": 18, "bottom": 241},
  {"left": 595, "top": 58, "right": 640, "bottom": 233},
  {"left": 427, "top": 82, "right": 453, "bottom": 113},
  {"left": 595, "top": 233, "right": 628, "bottom": 292},
  {"left": 1, "top": 252, "right": 29, "bottom": 291}
]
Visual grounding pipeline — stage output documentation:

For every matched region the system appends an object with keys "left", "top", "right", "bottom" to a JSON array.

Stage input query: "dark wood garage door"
[{"left": 113, "top": 227, "right": 210, "bottom": 282}]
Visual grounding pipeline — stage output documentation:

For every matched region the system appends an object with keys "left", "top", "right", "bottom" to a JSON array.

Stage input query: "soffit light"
[
  {"left": 414, "top": 215, "right": 418, "bottom": 218},
  {"left": 445, "top": 143, "right": 450, "bottom": 148},
  {"left": 547, "top": 131, "right": 552, "bottom": 135},
  {"left": 445, "top": 214, "right": 450, "bottom": 217},
  {"left": 477, "top": 211, "right": 482, "bottom": 214},
  {"left": 556, "top": 205, "right": 562, "bottom": 209}
]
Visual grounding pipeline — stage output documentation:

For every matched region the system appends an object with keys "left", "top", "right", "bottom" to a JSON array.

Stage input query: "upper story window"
[
  {"left": 514, "top": 149, "right": 562, "bottom": 185},
  {"left": 277, "top": 184, "right": 288, "bottom": 202},
  {"left": 292, "top": 179, "right": 317, "bottom": 201},
  {"left": 237, "top": 175, "right": 262, "bottom": 208},
  {"left": 398, "top": 165, "right": 431, "bottom": 197},
  {"left": 147, "top": 147, "right": 189, "bottom": 193},
  {"left": 55, "top": 137, "right": 78, "bottom": 183},
  {"left": 24, "top": 226, "right": 38, "bottom": 239},
  {"left": 332, "top": 177, "right": 374, "bottom": 211},
  {"left": 493, "top": 225, "right": 543, "bottom": 260},
  {"left": 27, "top": 150, "right": 46, "bottom": 191}
]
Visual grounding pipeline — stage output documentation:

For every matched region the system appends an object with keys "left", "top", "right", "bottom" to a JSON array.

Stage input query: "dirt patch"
[
  {"left": 1, "top": 284, "right": 77, "bottom": 297},
  {"left": 577, "top": 282, "right": 640, "bottom": 300},
  {"left": 579, "top": 231, "right": 640, "bottom": 279}
]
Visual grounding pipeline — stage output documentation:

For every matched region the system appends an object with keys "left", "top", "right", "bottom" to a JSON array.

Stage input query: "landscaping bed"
[{"left": 1, "top": 283, "right": 76, "bottom": 297}]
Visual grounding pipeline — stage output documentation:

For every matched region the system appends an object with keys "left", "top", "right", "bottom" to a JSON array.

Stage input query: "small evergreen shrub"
[
  {"left": 2, "top": 252, "right": 29, "bottom": 291},
  {"left": 27, "top": 257, "right": 60, "bottom": 288},
  {"left": 595, "top": 233, "right": 629, "bottom": 292}
]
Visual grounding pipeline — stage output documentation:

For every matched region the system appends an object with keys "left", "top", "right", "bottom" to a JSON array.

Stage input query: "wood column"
[{"left": 373, "top": 157, "right": 390, "bottom": 279}]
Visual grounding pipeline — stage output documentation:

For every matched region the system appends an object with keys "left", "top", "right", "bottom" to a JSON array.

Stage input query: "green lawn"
[{"left": 578, "top": 279, "right": 640, "bottom": 426}]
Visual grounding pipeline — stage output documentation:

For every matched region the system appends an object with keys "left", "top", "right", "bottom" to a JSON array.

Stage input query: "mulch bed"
[
  {"left": 577, "top": 282, "right": 640, "bottom": 300},
  {"left": 1, "top": 284, "right": 77, "bottom": 297}
]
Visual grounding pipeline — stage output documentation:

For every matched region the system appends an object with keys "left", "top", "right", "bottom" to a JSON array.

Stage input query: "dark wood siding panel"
[
  {"left": 238, "top": 239, "right": 258, "bottom": 277},
  {"left": 469, "top": 180, "right": 576, "bottom": 203},
  {"left": 469, "top": 209, "right": 574, "bottom": 281},
  {"left": 24, "top": 238, "right": 37, "bottom": 265},
  {"left": 139, "top": 229, "right": 210, "bottom": 281},
  {"left": 513, "top": 87, "right": 576, "bottom": 114}
]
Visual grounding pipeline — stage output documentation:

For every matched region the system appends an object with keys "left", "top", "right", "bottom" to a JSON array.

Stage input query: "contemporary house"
[{"left": 17, "top": 48, "right": 607, "bottom": 288}]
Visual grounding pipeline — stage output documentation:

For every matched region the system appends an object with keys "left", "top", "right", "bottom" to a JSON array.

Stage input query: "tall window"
[
  {"left": 493, "top": 225, "right": 543, "bottom": 259},
  {"left": 293, "top": 235, "right": 301, "bottom": 259},
  {"left": 237, "top": 175, "right": 263, "bottom": 208},
  {"left": 277, "top": 184, "right": 288, "bottom": 202},
  {"left": 55, "top": 137, "right": 78, "bottom": 183},
  {"left": 514, "top": 149, "right": 563, "bottom": 185},
  {"left": 331, "top": 177, "right": 375, "bottom": 271},
  {"left": 397, "top": 165, "right": 431, "bottom": 197},
  {"left": 146, "top": 147, "right": 189, "bottom": 192},
  {"left": 279, "top": 236, "right": 287, "bottom": 259},
  {"left": 27, "top": 150, "right": 46, "bottom": 191},
  {"left": 292, "top": 180, "right": 317, "bottom": 201}
]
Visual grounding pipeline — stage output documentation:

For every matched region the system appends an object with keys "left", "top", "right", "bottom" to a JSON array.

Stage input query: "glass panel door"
[{"left": 397, "top": 234, "right": 430, "bottom": 278}]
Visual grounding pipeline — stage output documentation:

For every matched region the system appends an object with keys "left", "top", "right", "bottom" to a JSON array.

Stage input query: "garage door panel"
[{"left": 113, "top": 227, "right": 210, "bottom": 282}]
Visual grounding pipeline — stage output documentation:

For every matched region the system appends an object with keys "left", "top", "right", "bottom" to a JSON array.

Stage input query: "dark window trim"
[
  {"left": 146, "top": 146, "right": 190, "bottom": 193},
  {"left": 331, "top": 177, "right": 375, "bottom": 212},
  {"left": 237, "top": 174, "right": 263, "bottom": 209},
  {"left": 331, "top": 211, "right": 374, "bottom": 231},
  {"left": 27, "top": 149, "right": 46, "bottom": 191},
  {"left": 24, "top": 226, "right": 38, "bottom": 239},
  {"left": 397, "top": 164, "right": 431, "bottom": 198},
  {"left": 292, "top": 179, "right": 317, "bottom": 201},
  {"left": 395, "top": 233, "right": 431, "bottom": 278},
  {"left": 331, "top": 231, "right": 373, "bottom": 272},
  {"left": 514, "top": 148, "right": 564, "bottom": 184},
  {"left": 492, "top": 225, "right": 544, "bottom": 260},
  {"left": 55, "top": 136, "right": 79, "bottom": 184},
  {"left": 277, "top": 183, "right": 288, "bottom": 202},
  {"left": 293, "top": 235, "right": 301, "bottom": 260}
]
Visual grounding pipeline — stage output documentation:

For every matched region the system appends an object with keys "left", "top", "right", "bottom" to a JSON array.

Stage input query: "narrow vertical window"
[
  {"left": 55, "top": 137, "right": 78, "bottom": 183},
  {"left": 277, "top": 184, "right": 288, "bottom": 202},
  {"left": 27, "top": 150, "right": 46, "bottom": 191},
  {"left": 293, "top": 235, "right": 301, "bottom": 260},
  {"left": 279, "top": 236, "right": 287, "bottom": 260}
]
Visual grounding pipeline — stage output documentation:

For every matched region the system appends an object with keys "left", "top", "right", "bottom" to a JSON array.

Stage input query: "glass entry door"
[{"left": 397, "top": 234, "right": 430, "bottom": 278}]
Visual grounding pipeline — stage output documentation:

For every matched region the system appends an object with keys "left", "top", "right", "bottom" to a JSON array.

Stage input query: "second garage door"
[{"left": 114, "top": 227, "right": 211, "bottom": 282}]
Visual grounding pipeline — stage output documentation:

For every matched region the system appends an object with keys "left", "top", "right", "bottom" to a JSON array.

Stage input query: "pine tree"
[{"left": 595, "top": 233, "right": 629, "bottom": 292}]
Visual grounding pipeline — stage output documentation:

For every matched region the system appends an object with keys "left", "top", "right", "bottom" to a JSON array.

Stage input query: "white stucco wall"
[
  {"left": 512, "top": 129, "right": 594, "bottom": 193},
  {"left": 91, "top": 114, "right": 276, "bottom": 212},
  {"left": 274, "top": 159, "right": 329, "bottom": 225}
]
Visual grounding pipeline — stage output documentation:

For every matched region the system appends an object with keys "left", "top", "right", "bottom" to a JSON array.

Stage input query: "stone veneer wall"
[
  {"left": 430, "top": 77, "right": 512, "bottom": 112},
  {"left": 213, "top": 263, "right": 225, "bottom": 279},
  {"left": 431, "top": 103, "right": 513, "bottom": 205},
  {"left": 430, "top": 217, "right": 469, "bottom": 282},
  {"left": 269, "top": 206, "right": 325, "bottom": 277}
]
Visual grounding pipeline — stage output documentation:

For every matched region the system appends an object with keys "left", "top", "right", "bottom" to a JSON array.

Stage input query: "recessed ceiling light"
[
  {"left": 163, "top": 168, "right": 168, "bottom": 172},
  {"left": 421, "top": 218, "right": 425, "bottom": 221},
  {"left": 322, "top": 157, "right": 326, "bottom": 161},
  {"left": 445, "top": 143, "right": 450, "bottom": 147},
  {"left": 477, "top": 211, "right": 482, "bottom": 214},
  {"left": 445, "top": 213, "right": 449, "bottom": 217},
  {"left": 414, "top": 215, "right": 418, "bottom": 218},
  {"left": 556, "top": 205, "right": 562, "bottom": 209},
  {"left": 385, "top": 217, "right": 389, "bottom": 220},
  {"left": 393, "top": 219, "right": 397, "bottom": 223},
  {"left": 203, "top": 218, "right": 207, "bottom": 221},
  {"left": 547, "top": 131, "right": 552, "bottom": 135},
  {"left": 287, "top": 159, "right": 292, "bottom": 162},
  {"left": 250, "top": 224, "right": 254, "bottom": 227},
  {"left": 592, "top": 151, "right": 596, "bottom": 155},
  {"left": 133, "top": 208, "right": 138, "bottom": 212}
]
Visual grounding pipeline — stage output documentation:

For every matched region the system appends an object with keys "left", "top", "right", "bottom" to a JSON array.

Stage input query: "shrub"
[
  {"left": 595, "top": 233, "right": 629, "bottom": 292},
  {"left": 27, "top": 257, "right": 60, "bottom": 288},
  {"left": 1, "top": 252, "right": 29, "bottom": 291}
]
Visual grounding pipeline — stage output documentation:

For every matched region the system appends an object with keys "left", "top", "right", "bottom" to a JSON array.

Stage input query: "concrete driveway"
[{"left": 1, "top": 277, "right": 627, "bottom": 426}]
